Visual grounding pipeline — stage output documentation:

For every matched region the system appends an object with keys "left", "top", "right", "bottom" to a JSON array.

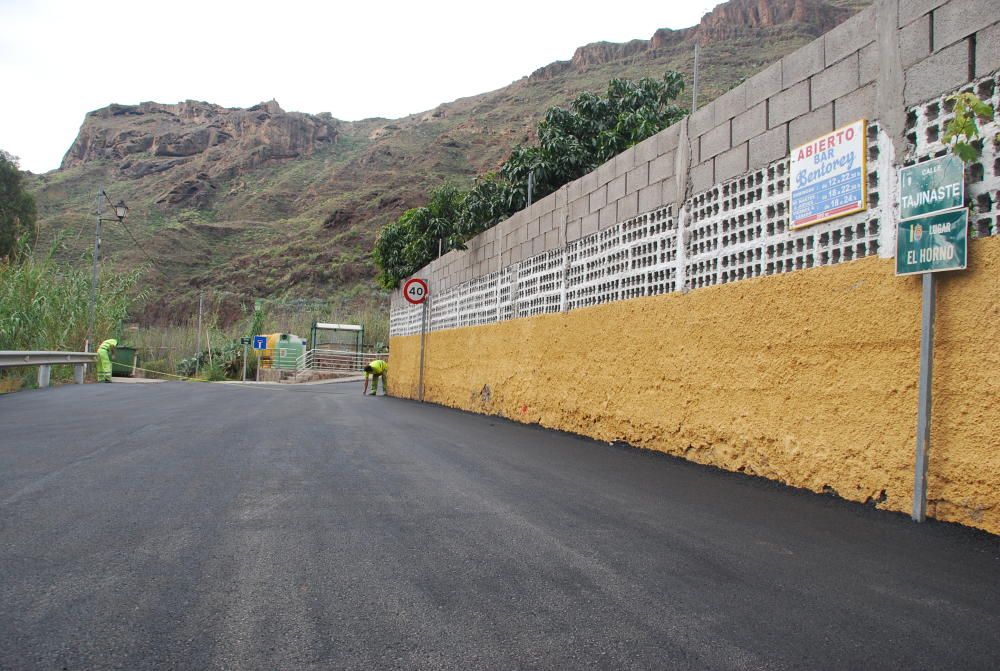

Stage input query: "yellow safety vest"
[{"left": 367, "top": 360, "right": 387, "bottom": 376}]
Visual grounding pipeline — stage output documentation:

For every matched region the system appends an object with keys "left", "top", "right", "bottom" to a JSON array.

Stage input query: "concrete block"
[
  {"left": 825, "top": 5, "right": 876, "bottom": 66},
  {"left": 538, "top": 211, "right": 554, "bottom": 233},
  {"left": 859, "top": 42, "right": 879, "bottom": 85},
  {"left": 566, "top": 218, "right": 582, "bottom": 242},
  {"left": 634, "top": 134, "right": 659, "bottom": 163},
  {"left": 782, "top": 36, "right": 825, "bottom": 87},
  {"left": 899, "top": 0, "right": 948, "bottom": 27},
  {"left": 749, "top": 124, "right": 788, "bottom": 170},
  {"left": 532, "top": 235, "right": 544, "bottom": 256},
  {"left": 590, "top": 185, "right": 608, "bottom": 212},
  {"left": 638, "top": 182, "right": 663, "bottom": 214},
  {"left": 566, "top": 177, "right": 583, "bottom": 201},
  {"left": 580, "top": 170, "right": 598, "bottom": 195},
  {"left": 899, "top": 14, "right": 931, "bottom": 68},
  {"left": 976, "top": 20, "right": 1000, "bottom": 77},
  {"left": 934, "top": 0, "right": 997, "bottom": 50},
  {"left": 617, "top": 191, "right": 639, "bottom": 219},
  {"left": 690, "top": 160, "right": 715, "bottom": 195},
  {"left": 597, "top": 157, "right": 616, "bottom": 186},
  {"left": 551, "top": 206, "right": 566, "bottom": 228},
  {"left": 714, "top": 82, "right": 748, "bottom": 126},
  {"left": 835, "top": 83, "right": 876, "bottom": 127},
  {"left": 615, "top": 147, "right": 636, "bottom": 176},
  {"left": 746, "top": 61, "right": 783, "bottom": 108},
  {"left": 657, "top": 123, "right": 682, "bottom": 154},
  {"left": 733, "top": 102, "right": 767, "bottom": 146},
  {"left": 689, "top": 102, "right": 717, "bottom": 137},
  {"left": 811, "top": 52, "right": 859, "bottom": 110},
  {"left": 627, "top": 163, "right": 649, "bottom": 194},
  {"left": 581, "top": 212, "right": 599, "bottom": 237},
  {"left": 700, "top": 121, "right": 731, "bottom": 160},
  {"left": 662, "top": 178, "right": 678, "bottom": 205},
  {"left": 536, "top": 190, "right": 556, "bottom": 215},
  {"left": 768, "top": 80, "right": 810, "bottom": 128},
  {"left": 599, "top": 201, "right": 618, "bottom": 229},
  {"left": 790, "top": 103, "right": 834, "bottom": 148},
  {"left": 502, "top": 249, "right": 513, "bottom": 266},
  {"left": 527, "top": 216, "right": 540, "bottom": 241},
  {"left": 544, "top": 227, "right": 561, "bottom": 251},
  {"left": 649, "top": 150, "right": 676, "bottom": 183},
  {"left": 607, "top": 174, "right": 626, "bottom": 202},
  {"left": 569, "top": 196, "right": 589, "bottom": 221},
  {"left": 903, "top": 41, "right": 970, "bottom": 106},
  {"left": 555, "top": 186, "right": 568, "bottom": 209},
  {"left": 715, "top": 143, "right": 749, "bottom": 183}
]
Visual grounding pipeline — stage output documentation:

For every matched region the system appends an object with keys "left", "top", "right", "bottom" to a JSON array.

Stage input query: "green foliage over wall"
[{"left": 372, "top": 72, "right": 687, "bottom": 289}]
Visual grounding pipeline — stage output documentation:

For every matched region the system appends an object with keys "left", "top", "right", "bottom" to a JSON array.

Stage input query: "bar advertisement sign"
[
  {"left": 790, "top": 119, "right": 867, "bottom": 229},
  {"left": 895, "top": 208, "right": 968, "bottom": 276}
]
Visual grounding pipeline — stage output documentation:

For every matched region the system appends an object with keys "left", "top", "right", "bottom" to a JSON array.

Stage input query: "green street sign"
[
  {"left": 240, "top": 337, "right": 252, "bottom": 345},
  {"left": 899, "top": 155, "right": 964, "bottom": 219},
  {"left": 896, "top": 208, "right": 968, "bottom": 276}
]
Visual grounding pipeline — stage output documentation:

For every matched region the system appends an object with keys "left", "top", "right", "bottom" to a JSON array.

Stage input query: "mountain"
[{"left": 26, "top": 0, "right": 869, "bottom": 325}]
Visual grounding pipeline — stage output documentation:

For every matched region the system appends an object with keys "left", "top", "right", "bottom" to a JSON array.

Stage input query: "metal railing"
[
  {"left": 0, "top": 351, "right": 97, "bottom": 387},
  {"left": 296, "top": 349, "right": 387, "bottom": 374}
]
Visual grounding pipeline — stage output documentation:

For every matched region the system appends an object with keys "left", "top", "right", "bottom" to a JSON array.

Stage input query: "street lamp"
[{"left": 87, "top": 188, "right": 128, "bottom": 353}]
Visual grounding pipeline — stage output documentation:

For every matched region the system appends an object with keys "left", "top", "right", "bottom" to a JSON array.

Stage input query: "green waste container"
[{"left": 111, "top": 345, "right": 137, "bottom": 377}]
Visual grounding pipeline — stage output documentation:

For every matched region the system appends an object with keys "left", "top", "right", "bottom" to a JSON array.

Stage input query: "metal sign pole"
[
  {"left": 418, "top": 298, "right": 428, "bottom": 403},
  {"left": 912, "top": 272, "right": 936, "bottom": 522},
  {"left": 242, "top": 343, "right": 248, "bottom": 382}
]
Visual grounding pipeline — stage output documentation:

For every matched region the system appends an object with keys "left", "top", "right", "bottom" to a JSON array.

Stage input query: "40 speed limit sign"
[{"left": 403, "top": 278, "right": 429, "bottom": 304}]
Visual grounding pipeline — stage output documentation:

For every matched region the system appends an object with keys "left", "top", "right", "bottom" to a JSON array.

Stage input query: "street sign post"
[
  {"left": 252, "top": 335, "right": 267, "bottom": 383},
  {"left": 403, "top": 278, "right": 430, "bottom": 401},
  {"left": 897, "top": 155, "right": 968, "bottom": 524},
  {"left": 240, "top": 337, "right": 251, "bottom": 382}
]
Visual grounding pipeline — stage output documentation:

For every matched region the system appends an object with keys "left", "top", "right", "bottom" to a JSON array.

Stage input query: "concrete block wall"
[{"left": 392, "top": 0, "right": 1000, "bottom": 314}]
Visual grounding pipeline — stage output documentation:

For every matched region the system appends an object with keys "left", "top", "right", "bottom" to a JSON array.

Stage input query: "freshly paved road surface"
[{"left": 1, "top": 381, "right": 998, "bottom": 670}]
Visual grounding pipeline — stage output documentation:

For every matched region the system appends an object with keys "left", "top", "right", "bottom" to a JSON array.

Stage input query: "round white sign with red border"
[{"left": 403, "top": 278, "right": 429, "bottom": 304}]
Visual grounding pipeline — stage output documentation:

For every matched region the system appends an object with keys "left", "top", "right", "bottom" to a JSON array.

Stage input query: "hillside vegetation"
[{"left": 25, "top": 0, "right": 869, "bottom": 326}]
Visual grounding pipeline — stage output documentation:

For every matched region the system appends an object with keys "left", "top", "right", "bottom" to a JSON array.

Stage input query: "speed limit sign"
[{"left": 403, "top": 278, "right": 429, "bottom": 304}]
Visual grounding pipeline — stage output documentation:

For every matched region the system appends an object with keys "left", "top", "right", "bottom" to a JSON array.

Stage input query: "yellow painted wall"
[{"left": 390, "top": 237, "right": 1000, "bottom": 535}]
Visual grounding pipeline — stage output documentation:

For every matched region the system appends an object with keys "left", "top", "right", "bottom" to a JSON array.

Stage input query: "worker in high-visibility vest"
[
  {"left": 363, "top": 359, "right": 387, "bottom": 396},
  {"left": 96, "top": 338, "right": 117, "bottom": 383}
]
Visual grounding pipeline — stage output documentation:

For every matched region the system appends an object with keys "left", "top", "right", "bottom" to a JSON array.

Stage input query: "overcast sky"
[{"left": 0, "top": 0, "right": 718, "bottom": 173}]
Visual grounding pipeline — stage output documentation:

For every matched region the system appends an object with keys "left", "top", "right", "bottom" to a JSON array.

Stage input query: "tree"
[
  {"left": 0, "top": 151, "right": 38, "bottom": 262},
  {"left": 373, "top": 184, "right": 467, "bottom": 290}
]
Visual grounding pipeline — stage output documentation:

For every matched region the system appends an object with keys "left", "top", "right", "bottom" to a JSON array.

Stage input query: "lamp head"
[{"left": 113, "top": 200, "right": 128, "bottom": 221}]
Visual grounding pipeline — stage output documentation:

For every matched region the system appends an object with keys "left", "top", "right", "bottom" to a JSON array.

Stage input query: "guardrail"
[{"left": 0, "top": 351, "right": 97, "bottom": 387}]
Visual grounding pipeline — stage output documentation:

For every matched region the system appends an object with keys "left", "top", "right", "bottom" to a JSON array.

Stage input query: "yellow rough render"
[{"left": 389, "top": 237, "right": 1000, "bottom": 535}]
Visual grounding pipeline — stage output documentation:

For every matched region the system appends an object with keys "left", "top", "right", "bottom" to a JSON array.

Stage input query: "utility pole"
[
  {"left": 527, "top": 170, "right": 535, "bottom": 206},
  {"left": 87, "top": 187, "right": 104, "bottom": 354},
  {"left": 195, "top": 289, "right": 204, "bottom": 375}
]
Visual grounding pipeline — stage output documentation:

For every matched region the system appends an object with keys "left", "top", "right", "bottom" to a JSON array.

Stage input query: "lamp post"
[{"left": 87, "top": 188, "right": 128, "bottom": 353}]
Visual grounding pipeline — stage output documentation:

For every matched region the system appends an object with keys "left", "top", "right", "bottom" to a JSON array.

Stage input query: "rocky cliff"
[{"left": 532, "top": 0, "right": 861, "bottom": 80}]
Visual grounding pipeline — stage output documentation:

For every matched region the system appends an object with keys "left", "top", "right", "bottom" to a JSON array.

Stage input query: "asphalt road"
[{"left": 1, "top": 381, "right": 998, "bottom": 670}]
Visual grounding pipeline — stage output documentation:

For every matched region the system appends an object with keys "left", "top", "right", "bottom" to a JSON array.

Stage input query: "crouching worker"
[
  {"left": 96, "top": 338, "right": 117, "bottom": 383},
  {"left": 363, "top": 359, "right": 387, "bottom": 396}
]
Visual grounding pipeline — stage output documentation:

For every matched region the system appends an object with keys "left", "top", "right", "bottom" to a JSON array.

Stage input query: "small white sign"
[{"left": 790, "top": 119, "right": 867, "bottom": 229}]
